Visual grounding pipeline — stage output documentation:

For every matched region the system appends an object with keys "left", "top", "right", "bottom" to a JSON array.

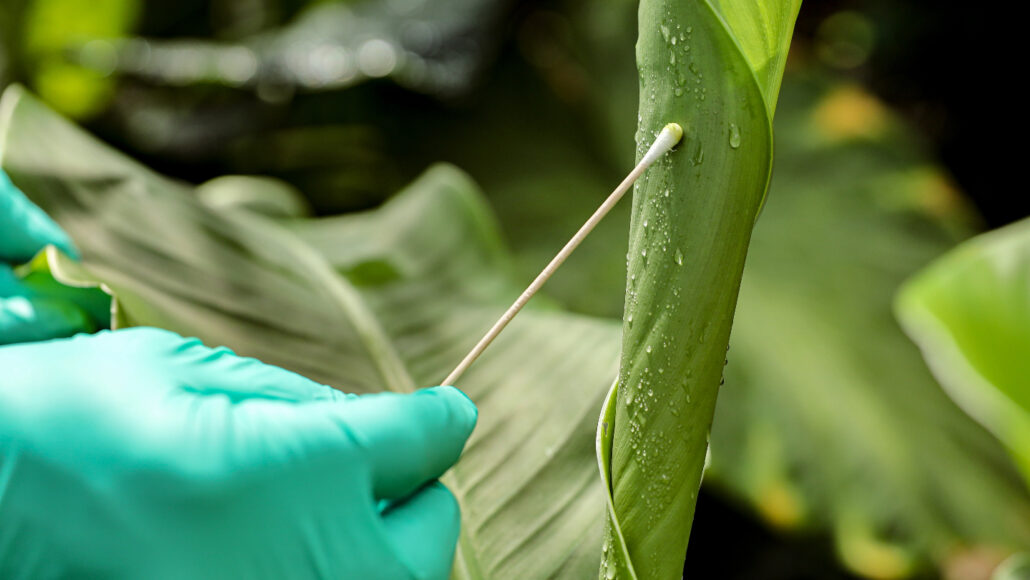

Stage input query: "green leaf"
[
  {"left": 22, "top": 0, "right": 139, "bottom": 118},
  {"left": 599, "top": 2, "right": 799, "bottom": 578},
  {"left": 897, "top": 217, "right": 1030, "bottom": 485},
  {"left": 994, "top": 554, "right": 1030, "bottom": 580},
  {"left": 195, "top": 175, "right": 312, "bottom": 219},
  {"left": 287, "top": 175, "right": 622, "bottom": 578},
  {"left": 0, "top": 84, "right": 621, "bottom": 579},
  {"left": 0, "top": 84, "right": 414, "bottom": 394}
]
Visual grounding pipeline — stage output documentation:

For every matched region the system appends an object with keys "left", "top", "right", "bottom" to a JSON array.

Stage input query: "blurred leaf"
[
  {"left": 17, "top": 248, "right": 112, "bottom": 326},
  {"left": 22, "top": 0, "right": 139, "bottom": 118},
  {"left": 600, "top": 1, "right": 800, "bottom": 578},
  {"left": 111, "top": 0, "right": 508, "bottom": 98},
  {"left": 897, "top": 215, "right": 1030, "bottom": 485},
  {"left": 993, "top": 554, "right": 1030, "bottom": 580},
  {"left": 1, "top": 84, "right": 410, "bottom": 391},
  {"left": 196, "top": 174, "right": 311, "bottom": 217},
  {"left": 711, "top": 80, "right": 1030, "bottom": 579},
  {"left": 287, "top": 174, "right": 620, "bottom": 578},
  {"left": 1, "top": 84, "right": 620, "bottom": 579}
]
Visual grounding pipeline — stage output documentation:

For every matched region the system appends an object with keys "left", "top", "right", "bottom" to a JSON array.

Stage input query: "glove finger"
[
  {"left": 0, "top": 170, "right": 79, "bottom": 262},
  {"left": 0, "top": 264, "right": 27, "bottom": 297},
  {"left": 0, "top": 296, "right": 94, "bottom": 345},
  {"left": 173, "top": 337, "right": 345, "bottom": 403},
  {"left": 380, "top": 481, "right": 461, "bottom": 580},
  {"left": 328, "top": 386, "right": 477, "bottom": 501}
]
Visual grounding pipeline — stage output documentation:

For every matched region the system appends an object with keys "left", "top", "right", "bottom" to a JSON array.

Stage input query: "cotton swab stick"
[{"left": 441, "top": 122, "right": 684, "bottom": 386}]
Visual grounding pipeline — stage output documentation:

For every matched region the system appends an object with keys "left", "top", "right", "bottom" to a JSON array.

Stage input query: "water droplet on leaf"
[{"left": 729, "top": 123, "right": 741, "bottom": 148}]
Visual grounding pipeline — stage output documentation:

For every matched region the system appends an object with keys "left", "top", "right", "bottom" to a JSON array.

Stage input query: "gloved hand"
[
  {"left": 0, "top": 328, "right": 477, "bottom": 579},
  {"left": 1, "top": 169, "right": 106, "bottom": 344}
]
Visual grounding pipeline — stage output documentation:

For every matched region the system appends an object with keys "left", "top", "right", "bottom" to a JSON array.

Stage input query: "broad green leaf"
[
  {"left": 1, "top": 85, "right": 417, "bottom": 394},
  {"left": 286, "top": 176, "right": 621, "bottom": 578},
  {"left": 600, "top": 2, "right": 800, "bottom": 578},
  {"left": 897, "top": 217, "right": 1030, "bottom": 484},
  {"left": 0, "top": 85, "right": 620, "bottom": 579}
]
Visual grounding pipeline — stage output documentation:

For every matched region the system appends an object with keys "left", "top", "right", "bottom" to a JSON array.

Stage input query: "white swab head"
[{"left": 640, "top": 122, "right": 684, "bottom": 166}]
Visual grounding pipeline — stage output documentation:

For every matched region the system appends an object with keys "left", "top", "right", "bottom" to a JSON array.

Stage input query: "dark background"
[{"left": 796, "top": 1, "right": 1025, "bottom": 229}]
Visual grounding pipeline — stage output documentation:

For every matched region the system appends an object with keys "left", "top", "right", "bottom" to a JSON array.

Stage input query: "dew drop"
[
  {"left": 729, "top": 123, "right": 741, "bottom": 149},
  {"left": 674, "top": 249, "right": 684, "bottom": 265}
]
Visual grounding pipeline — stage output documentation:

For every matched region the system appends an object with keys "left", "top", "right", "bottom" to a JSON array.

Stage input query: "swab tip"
[
  {"left": 662, "top": 122, "right": 684, "bottom": 145},
  {"left": 640, "top": 122, "right": 684, "bottom": 165}
]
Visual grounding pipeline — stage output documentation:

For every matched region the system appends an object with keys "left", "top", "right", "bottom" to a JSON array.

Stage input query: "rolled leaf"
[{"left": 599, "top": 1, "right": 800, "bottom": 578}]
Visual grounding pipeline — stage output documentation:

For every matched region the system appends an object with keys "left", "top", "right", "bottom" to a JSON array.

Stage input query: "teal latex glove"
[
  {"left": 0, "top": 328, "right": 477, "bottom": 579},
  {"left": 1, "top": 170, "right": 106, "bottom": 344}
]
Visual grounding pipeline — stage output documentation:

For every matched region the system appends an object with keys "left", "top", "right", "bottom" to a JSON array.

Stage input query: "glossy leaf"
[
  {"left": 897, "top": 217, "right": 1030, "bottom": 484},
  {"left": 599, "top": 1, "right": 800, "bottom": 578}
]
